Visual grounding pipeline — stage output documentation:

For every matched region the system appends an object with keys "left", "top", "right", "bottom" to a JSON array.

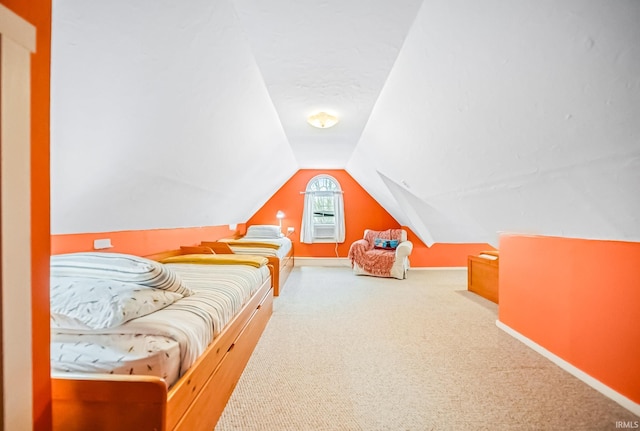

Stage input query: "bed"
[
  {"left": 201, "top": 224, "right": 294, "bottom": 296},
  {"left": 467, "top": 250, "right": 499, "bottom": 303},
  {"left": 50, "top": 250, "right": 274, "bottom": 431}
]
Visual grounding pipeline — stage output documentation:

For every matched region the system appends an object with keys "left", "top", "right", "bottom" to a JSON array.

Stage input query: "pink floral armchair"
[{"left": 348, "top": 229, "right": 413, "bottom": 279}]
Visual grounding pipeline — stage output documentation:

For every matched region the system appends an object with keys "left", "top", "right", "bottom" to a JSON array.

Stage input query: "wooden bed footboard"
[
  {"left": 52, "top": 375, "right": 167, "bottom": 431},
  {"left": 52, "top": 275, "right": 274, "bottom": 431},
  {"left": 279, "top": 251, "right": 294, "bottom": 294},
  {"left": 197, "top": 241, "right": 294, "bottom": 296},
  {"left": 467, "top": 252, "right": 499, "bottom": 304},
  {"left": 266, "top": 249, "right": 294, "bottom": 296}
]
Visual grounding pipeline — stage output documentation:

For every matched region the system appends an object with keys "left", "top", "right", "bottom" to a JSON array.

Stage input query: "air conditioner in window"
[{"left": 314, "top": 224, "right": 336, "bottom": 239}]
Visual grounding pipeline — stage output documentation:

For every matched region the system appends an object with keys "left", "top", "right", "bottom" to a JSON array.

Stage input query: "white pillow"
[
  {"left": 245, "top": 225, "right": 282, "bottom": 239},
  {"left": 50, "top": 252, "right": 193, "bottom": 297},
  {"left": 50, "top": 277, "right": 182, "bottom": 330}
]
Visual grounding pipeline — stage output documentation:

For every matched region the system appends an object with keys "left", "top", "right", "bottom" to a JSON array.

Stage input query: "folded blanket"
[
  {"left": 225, "top": 241, "right": 281, "bottom": 250},
  {"left": 349, "top": 246, "right": 396, "bottom": 277},
  {"left": 348, "top": 229, "right": 404, "bottom": 277},
  {"left": 160, "top": 254, "right": 269, "bottom": 268}
]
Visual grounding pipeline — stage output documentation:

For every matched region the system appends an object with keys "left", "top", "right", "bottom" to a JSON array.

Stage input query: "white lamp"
[
  {"left": 276, "top": 210, "right": 285, "bottom": 235},
  {"left": 307, "top": 112, "right": 338, "bottom": 129}
]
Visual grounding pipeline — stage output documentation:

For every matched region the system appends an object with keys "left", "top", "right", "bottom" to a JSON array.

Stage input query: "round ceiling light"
[{"left": 307, "top": 112, "right": 339, "bottom": 129}]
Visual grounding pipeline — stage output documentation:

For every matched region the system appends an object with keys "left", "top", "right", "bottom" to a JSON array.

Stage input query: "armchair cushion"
[{"left": 374, "top": 238, "right": 399, "bottom": 250}]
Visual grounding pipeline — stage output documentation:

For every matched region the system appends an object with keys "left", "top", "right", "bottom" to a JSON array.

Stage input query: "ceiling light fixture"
[{"left": 307, "top": 112, "right": 339, "bottom": 129}]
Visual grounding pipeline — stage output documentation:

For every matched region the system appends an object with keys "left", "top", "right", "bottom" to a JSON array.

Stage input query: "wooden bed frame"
[
  {"left": 200, "top": 241, "right": 294, "bottom": 296},
  {"left": 51, "top": 249, "right": 274, "bottom": 431},
  {"left": 467, "top": 251, "right": 499, "bottom": 304}
]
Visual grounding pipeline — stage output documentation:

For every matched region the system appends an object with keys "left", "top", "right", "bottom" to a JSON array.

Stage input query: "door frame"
[{"left": 0, "top": 4, "right": 36, "bottom": 430}]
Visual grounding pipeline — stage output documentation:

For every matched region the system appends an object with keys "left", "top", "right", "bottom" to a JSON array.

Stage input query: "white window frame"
[{"left": 300, "top": 175, "right": 345, "bottom": 244}]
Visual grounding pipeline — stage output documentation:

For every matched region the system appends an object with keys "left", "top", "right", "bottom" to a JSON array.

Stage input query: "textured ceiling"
[{"left": 233, "top": 0, "right": 424, "bottom": 168}]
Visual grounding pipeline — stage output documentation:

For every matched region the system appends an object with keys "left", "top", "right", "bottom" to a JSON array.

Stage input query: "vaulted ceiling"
[
  {"left": 51, "top": 0, "right": 640, "bottom": 246},
  {"left": 232, "top": 0, "right": 424, "bottom": 168}
]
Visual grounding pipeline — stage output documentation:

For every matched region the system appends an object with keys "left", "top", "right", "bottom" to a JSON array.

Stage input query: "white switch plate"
[
  {"left": 93, "top": 238, "right": 113, "bottom": 249},
  {"left": 287, "top": 226, "right": 295, "bottom": 233}
]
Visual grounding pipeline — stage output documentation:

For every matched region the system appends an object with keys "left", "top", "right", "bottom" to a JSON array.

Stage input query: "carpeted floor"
[{"left": 215, "top": 267, "right": 638, "bottom": 430}]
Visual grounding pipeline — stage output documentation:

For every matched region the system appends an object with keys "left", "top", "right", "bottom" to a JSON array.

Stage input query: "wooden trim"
[
  {"left": 179, "top": 245, "right": 214, "bottom": 255},
  {"left": 264, "top": 250, "right": 294, "bottom": 297},
  {"left": 277, "top": 252, "right": 294, "bottom": 295},
  {"left": 1, "top": 11, "right": 35, "bottom": 429},
  {"left": 467, "top": 254, "right": 499, "bottom": 303},
  {"left": 144, "top": 249, "right": 184, "bottom": 261},
  {"left": 199, "top": 241, "right": 234, "bottom": 255},
  {"left": 51, "top": 375, "right": 167, "bottom": 431},
  {"left": 0, "top": 4, "right": 36, "bottom": 52}
]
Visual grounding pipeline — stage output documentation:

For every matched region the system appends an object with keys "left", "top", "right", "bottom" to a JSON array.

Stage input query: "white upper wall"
[
  {"left": 51, "top": 0, "right": 640, "bottom": 246},
  {"left": 51, "top": 0, "right": 297, "bottom": 234},
  {"left": 349, "top": 0, "right": 640, "bottom": 245}
]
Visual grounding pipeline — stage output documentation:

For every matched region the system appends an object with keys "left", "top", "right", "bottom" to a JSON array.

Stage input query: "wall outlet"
[
  {"left": 93, "top": 238, "right": 113, "bottom": 250},
  {"left": 287, "top": 226, "right": 295, "bottom": 233}
]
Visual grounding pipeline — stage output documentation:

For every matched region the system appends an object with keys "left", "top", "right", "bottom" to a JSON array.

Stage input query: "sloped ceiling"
[
  {"left": 51, "top": 0, "right": 640, "bottom": 246},
  {"left": 348, "top": 0, "right": 640, "bottom": 245},
  {"left": 51, "top": 0, "right": 298, "bottom": 233},
  {"left": 232, "top": 0, "right": 424, "bottom": 168}
]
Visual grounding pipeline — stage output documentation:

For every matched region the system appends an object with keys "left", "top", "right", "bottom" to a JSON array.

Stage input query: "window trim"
[{"left": 300, "top": 174, "right": 345, "bottom": 244}]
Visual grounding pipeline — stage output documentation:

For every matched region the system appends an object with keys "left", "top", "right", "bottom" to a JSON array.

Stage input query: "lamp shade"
[
  {"left": 307, "top": 112, "right": 338, "bottom": 128},
  {"left": 276, "top": 210, "right": 285, "bottom": 219}
]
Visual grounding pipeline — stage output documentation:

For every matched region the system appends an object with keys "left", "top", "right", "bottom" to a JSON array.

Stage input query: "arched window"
[{"left": 300, "top": 175, "right": 345, "bottom": 244}]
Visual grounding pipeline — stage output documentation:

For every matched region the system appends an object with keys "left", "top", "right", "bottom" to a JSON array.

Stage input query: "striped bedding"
[
  {"left": 220, "top": 236, "right": 292, "bottom": 258},
  {"left": 51, "top": 263, "right": 270, "bottom": 388}
]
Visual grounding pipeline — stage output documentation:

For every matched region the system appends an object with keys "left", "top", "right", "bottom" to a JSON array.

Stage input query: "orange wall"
[
  {"left": 1, "top": 0, "right": 52, "bottom": 429},
  {"left": 247, "top": 169, "right": 398, "bottom": 258},
  {"left": 406, "top": 226, "right": 494, "bottom": 267},
  {"left": 498, "top": 234, "right": 640, "bottom": 404},
  {"left": 247, "top": 169, "right": 492, "bottom": 266},
  {"left": 51, "top": 224, "right": 244, "bottom": 256}
]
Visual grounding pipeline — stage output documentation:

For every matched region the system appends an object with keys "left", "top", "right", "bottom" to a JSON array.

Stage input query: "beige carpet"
[{"left": 216, "top": 267, "right": 638, "bottom": 430}]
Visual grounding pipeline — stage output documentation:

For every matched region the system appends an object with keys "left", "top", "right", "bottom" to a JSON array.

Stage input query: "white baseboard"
[
  {"left": 410, "top": 266, "right": 467, "bottom": 271},
  {"left": 293, "top": 260, "right": 467, "bottom": 270},
  {"left": 496, "top": 320, "right": 640, "bottom": 417},
  {"left": 294, "top": 257, "right": 351, "bottom": 267},
  {"left": 295, "top": 256, "right": 467, "bottom": 271}
]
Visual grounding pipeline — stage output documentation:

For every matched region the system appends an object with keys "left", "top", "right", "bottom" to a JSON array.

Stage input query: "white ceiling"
[
  {"left": 233, "top": 0, "right": 424, "bottom": 168},
  {"left": 51, "top": 0, "right": 640, "bottom": 246}
]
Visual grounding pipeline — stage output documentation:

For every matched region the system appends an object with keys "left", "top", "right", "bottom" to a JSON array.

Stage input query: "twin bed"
[
  {"left": 202, "top": 224, "right": 294, "bottom": 296},
  {"left": 51, "top": 248, "right": 275, "bottom": 430}
]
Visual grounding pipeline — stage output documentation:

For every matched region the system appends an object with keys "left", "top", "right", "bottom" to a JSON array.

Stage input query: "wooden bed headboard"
[{"left": 145, "top": 246, "right": 214, "bottom": 262}]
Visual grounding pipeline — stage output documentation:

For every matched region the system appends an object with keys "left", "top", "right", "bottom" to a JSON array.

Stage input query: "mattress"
[
  {"left": 51, "top": 333, "right": 181, "bottom": 386},
  {"left": 51, "top": 263, "right": 270, "bottom": 388},
  {"left": 220, "top": 236, "right": 292, "bottom": 259}
]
